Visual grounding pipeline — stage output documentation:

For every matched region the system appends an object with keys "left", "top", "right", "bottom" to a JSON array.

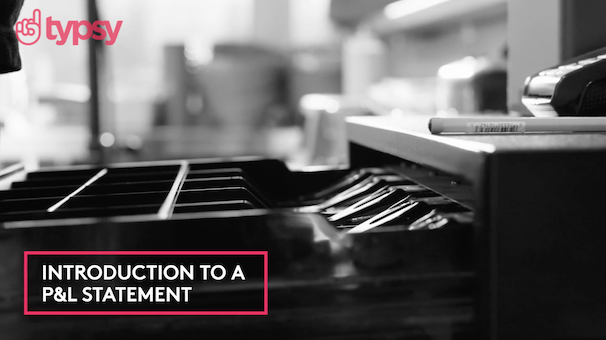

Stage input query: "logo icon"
[
  {"left": 15, "top": 9, "right": 41, "bottom": 45},
  {"left": 15, "top": 9, "right": 123, "bottom": 46}
]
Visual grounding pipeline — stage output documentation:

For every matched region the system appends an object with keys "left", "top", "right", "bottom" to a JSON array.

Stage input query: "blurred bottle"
[
  {"left": 342, "top": 28, "right": 386, "bottom": 97},
  {"left": 289, "top": 47, "right": 342, "bottom": 125}
]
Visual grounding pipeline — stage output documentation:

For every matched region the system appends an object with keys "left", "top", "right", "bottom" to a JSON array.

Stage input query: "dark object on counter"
[
  {"left": 523, "top": 45, "right": 606, "bottom": 117},
  {"left": 471, "top": 68, "right": 508, "bottom": 113},
  {"left": 0, "top": 0, "right": 24, "bottom": 74}
]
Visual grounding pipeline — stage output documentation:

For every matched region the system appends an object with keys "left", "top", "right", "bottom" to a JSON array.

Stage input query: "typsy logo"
[{"left": 15, "top": 9, "right": 123, "bottom": 46}]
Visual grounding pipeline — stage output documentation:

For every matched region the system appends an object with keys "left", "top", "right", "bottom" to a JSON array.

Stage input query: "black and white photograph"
[{"left": 1, "top": 0, "right": 606, "bottom": 339}]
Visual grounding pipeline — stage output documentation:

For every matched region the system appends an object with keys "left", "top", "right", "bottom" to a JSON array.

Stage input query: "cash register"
[{"left": 2, "top": 113, "right": 606, "bottom": 340}]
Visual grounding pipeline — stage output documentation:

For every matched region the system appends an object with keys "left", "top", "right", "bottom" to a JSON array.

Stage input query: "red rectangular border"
[{"left": 23, "top": 251, "right": 268, "bottom": 316}]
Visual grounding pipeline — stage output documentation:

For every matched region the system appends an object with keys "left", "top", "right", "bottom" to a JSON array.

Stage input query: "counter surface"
[{"left": 347, "top": 115, "right": 606, "bottom": 181}]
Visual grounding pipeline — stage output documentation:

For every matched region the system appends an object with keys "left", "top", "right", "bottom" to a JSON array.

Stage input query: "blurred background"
[{"left": 0, "top": 0, "right": 517, "bottom": 168}]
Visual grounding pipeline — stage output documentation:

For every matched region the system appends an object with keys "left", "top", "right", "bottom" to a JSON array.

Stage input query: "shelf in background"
[{"left": 370, "top": 0, "right": 507, "bottom": 35}]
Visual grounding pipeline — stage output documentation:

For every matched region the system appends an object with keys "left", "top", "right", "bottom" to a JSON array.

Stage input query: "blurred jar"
[{"left": 197, "top": 44, "right": 285, "bottom": 129}]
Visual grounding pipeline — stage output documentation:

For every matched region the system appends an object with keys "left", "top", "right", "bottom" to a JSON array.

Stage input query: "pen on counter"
[{"left": 428, "top": 117, "right": 606, "bottom": 135}]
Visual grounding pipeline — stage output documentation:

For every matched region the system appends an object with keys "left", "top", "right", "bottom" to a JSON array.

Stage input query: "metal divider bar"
[
  {"left": 158, "top": 161, "right": 190, "bottom": 220},
  {"left": 47, "top": 169, "right": 109, "bottom": 213}
]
